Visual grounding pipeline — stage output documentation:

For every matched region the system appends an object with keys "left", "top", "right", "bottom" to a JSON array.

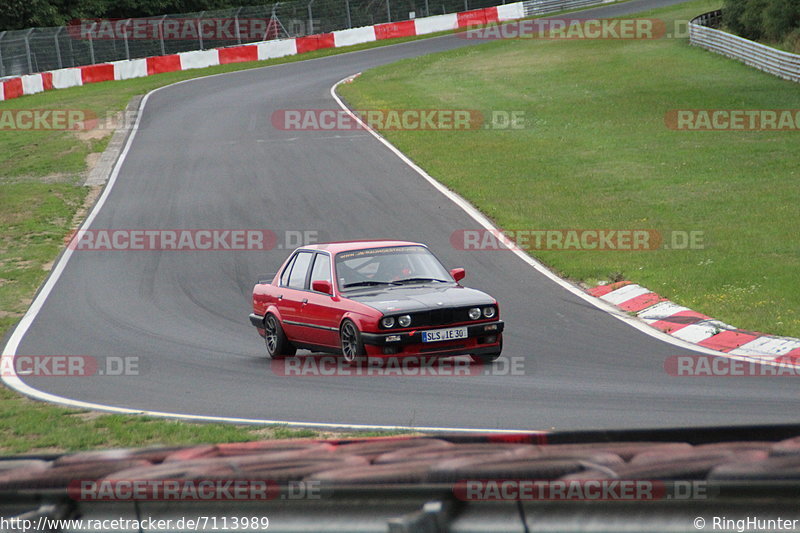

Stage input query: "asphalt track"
[{"left": 5, "top": 0, "right": 799, "bottom": 431}]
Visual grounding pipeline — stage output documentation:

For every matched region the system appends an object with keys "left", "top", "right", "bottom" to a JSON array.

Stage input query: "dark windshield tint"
[{"left": 335, "top": 246, "right": 451, "bottom": 291}]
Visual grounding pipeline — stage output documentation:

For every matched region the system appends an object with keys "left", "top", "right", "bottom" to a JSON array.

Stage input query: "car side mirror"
[
  {"left": 450, "top": 268, "right": 466, "bottom": 283},
  {"left": 312, "top": 280, "right": 333, "bottom": 295}
]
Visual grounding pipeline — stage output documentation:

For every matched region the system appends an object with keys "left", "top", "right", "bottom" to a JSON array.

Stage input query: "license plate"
[{"left": 421, "top": 326, "right": 468, "bottom": 343}]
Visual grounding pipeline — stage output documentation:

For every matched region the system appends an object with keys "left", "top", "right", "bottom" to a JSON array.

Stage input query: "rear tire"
[
  {"left": 264, "top": 313, "right": 296, "bottom": 359},
  {"left": 340, "top": 319, "right": 366, "bottom": 363}
]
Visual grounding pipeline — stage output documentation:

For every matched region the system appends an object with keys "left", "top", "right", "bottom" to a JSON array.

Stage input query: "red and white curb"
[
  {"left": 0, "top": 3, "right": 524, "bottom": 102},
  {"left": 589, "top": 281, "right": 800, "bottom": 364}
]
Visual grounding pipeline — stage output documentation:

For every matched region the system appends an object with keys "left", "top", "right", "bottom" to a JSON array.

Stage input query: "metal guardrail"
[
  {"left": 522, "top": 0, "right": 606, "bottom": 17},
  {"left": 689, "top": 10, "right": 800, "bottom": 83},
  {"left": 0, "top": 0, "right": 504, "bottom": 78}
]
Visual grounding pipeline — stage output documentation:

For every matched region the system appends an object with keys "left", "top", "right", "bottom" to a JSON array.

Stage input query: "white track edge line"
[
  {"left": 329, "top": 75, "right": 782, "bottom": 366},
  {"left": 0, "top": 30, "right": 778, "bottom": 435},
  {"left": 0, "top": 59, "right": 546, "bottom": 434}
]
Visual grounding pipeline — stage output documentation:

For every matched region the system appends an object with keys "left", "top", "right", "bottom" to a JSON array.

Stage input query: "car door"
[
  {"left": 297, "top": 252, "right": 341, "bottom": 348},
  {"left": 276, "top": 250, "right": 314, "bottom": 341}
]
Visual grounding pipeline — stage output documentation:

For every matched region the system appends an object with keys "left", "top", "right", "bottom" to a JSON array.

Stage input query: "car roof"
[{"left": 298, "top": 240, "right": 427, "bottom": 254}]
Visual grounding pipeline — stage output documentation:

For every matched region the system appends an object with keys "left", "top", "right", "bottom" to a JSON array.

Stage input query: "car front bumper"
[{"left": 360, "top": 320, "right": 504, "bottom": 356}]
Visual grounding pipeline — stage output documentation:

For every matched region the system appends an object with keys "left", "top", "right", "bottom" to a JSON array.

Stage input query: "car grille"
[
  {"left": 415, "top": 307, "right": 467, "bottom": 327},
  {"left": 429, "top": 308, "right": 456, "bottom": 326}
]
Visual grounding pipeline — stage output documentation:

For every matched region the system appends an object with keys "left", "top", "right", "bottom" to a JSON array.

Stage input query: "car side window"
[
  {"left": 287, "top": 251, "right": 314, "bottom": 289},
  {"left": 280, "top": 254, "right": 297, "bottom": 287},
  {"left": 309, "top": 253, "right": 331, "bottom": 285}
]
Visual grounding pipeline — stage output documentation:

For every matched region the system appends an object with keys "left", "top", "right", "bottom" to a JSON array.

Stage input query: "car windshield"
[{"left": 335, "top": 246, "right": 452, "bottom": 290}]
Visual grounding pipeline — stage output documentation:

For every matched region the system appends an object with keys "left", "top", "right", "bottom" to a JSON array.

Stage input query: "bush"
[{"left": 723, "top": 0, "right": 800, "bottom": 46}]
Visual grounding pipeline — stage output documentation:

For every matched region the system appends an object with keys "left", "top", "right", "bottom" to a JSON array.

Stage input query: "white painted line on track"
[
  {"left": 329, "top": 75, "right": 750, "bottom": 360},
  {"left": 0, "top": 48, "right": 546, "bottom": 434},
  {"left": 0, "top": 26, "right": 773, "bottom": 434}
]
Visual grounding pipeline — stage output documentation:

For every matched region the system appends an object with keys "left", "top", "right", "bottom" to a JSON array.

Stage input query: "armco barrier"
[
  {"left": 497, "top": 3, "right": 526, "bottom": 22},
  {"left": 179, "top": 50, "right": 220, "bottom": 71},
  {"left": 0, "top": 3, "right": 522, "bottom": 102},
  {"left": 219, "top": 45, "right": 260, "bottom": 64},
  {"left": 52, "top": 68, "right": 83, "bottom": 89},
  {"left": 333, "top": 27, "right": 377, "bottom": 47},
  {"left": 457, "top": 7, "right": 499, "bottom": 28},
  {"left": 690, "top": 10, "right": 800, "bottom": 83},
  {"left": 114, "top": 59, "right": 148, "bottom": 81},
  {"left": 257, "top": 39, "right": 298, "bottom": 60},
  {"left": 295, "top": 33, "right": 336, "bottom": 54},
  {"left": 414, "top": 13, "right": 459, "bottom": 35},
  {"left": 3, "top": 78, "right": 23, "bottom": 99},
  {"left": 523, "top": 0, "right": 607, "bottom": 16},
  {"left": 146, "top": 55, "right": 182, "bottom": 75},
  {"left": 80, "top": 64, "right": 115, "bottom": 84},
  {"left": 374, "top": 20, "right": 417, "bottom": 40}
]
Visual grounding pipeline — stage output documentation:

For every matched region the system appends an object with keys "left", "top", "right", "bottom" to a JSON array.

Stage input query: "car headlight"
[
  {"left": 483, "top": 306, "right": 496, "bottom": 319},
  {"left": 381, "top": 316, "right": 395, "bottom": 328},
  {"left": 398, "top": 314, "right": 412, "bottom": 327},
  {"left": 468, "top": 307, "right": 482, "bottom": 320}
]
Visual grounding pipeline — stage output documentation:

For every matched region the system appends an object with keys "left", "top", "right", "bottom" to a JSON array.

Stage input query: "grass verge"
[
  {"left": 338, "top": 0, "right": 800, "bottom": 337},
  {"left": 0, "top": 31, "right": 470, "bottom": 454}
]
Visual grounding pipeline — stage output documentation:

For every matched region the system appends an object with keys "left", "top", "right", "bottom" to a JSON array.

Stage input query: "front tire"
[
  {"left": 340, "top": 319, "right": 366, "bottom": 363},
  {"left": 264, "top": 313, "right": 296, "bottom": 359}
]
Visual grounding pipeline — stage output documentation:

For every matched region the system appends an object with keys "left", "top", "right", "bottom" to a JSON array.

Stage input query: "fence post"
[
  {"left": 24, "top": 28, "right": 34, "bottom": 74},
  {"left": 123, "top": 20, "right": 131, "bottom": 59},
  {"left": 197, "top": 11, "right": 205, "bottom": 50},
  {"left": 387, "top": 0, "right": 391, "bottom": 22},
  {"left": 424, "top": 0, "right": 429, "bottom": 17},
  {"left": 54, "top": 26, "right": 64, "bottom": 69},
  {"left": 345, "top": 0, "right": 352, "bottom": 29},
  {"left": 67, "top": 32, "right": 75, "bottom": 67},
  {"left": 0, "top": 31, "right": 6, "bottom": 77},
  {"left": 235, "top": 7, "right": 243, "bottom": 44},
  {"left": 88, "top": 24, "right": 96, "bottom": 65},
  {"left": 270, "top": 3, "right": 286, "bottom": 39},
  {"left": 307, "top": 0, "right": 315, "bottom": 35},
  {"left": 159, "top": 16, "right": 166, "bottom": 55},
  {"left": 464, "top": 0, "right": 468, "bottom": 11}
]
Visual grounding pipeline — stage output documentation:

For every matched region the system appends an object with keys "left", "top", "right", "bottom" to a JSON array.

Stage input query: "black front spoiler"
[
  {"left": 360, "top": 320, "right": 504, "bottom": 346},
  {"left": 249, "top": 313, "right": 264, "bottom": 328}
]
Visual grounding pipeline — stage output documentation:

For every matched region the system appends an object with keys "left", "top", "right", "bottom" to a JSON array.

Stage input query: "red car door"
[
  {"left": 275, "top": 250, "right": 315, "bottom": 341},
  {"left": 297, "top": 252, "right": 341, "bottom": 348}
]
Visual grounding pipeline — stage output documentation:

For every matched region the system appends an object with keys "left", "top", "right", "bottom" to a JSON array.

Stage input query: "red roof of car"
[{"left": 299, "top": 240, "right": 426, "bottom": 254}]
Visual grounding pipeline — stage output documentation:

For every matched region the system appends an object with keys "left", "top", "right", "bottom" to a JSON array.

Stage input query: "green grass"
[
  {"left": 0, "top": 33, "right": 453, "bottom": 454},
  {"left": 0, "top": 383, "right": 414, "bottom": 454},
  {"left": 338, "top": 0, "right": 800, "bottom": 338}
]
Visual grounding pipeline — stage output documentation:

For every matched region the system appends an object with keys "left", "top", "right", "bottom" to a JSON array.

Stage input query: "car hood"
[{"left": 345, "top": 285, "right": 495, "bottom": 314}]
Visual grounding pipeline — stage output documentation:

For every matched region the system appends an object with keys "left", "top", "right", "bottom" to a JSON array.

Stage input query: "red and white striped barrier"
[
  {"left": 589, "top": 281, "right": 800, "bottom": 364},
  {"left": 0, "top": 2, "right": 524, "bottom": 102}
]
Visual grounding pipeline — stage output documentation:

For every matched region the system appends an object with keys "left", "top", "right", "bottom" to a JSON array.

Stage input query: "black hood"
[{"left": 345, "top": 284, "right": 495, "bottom": 314}]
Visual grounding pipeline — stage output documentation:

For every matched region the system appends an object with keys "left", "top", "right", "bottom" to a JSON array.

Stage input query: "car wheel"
[
  {"left": 340, "top": 319, "right": 366, "bottom": 363},
  {"left": 470, "top": 337, "right": 502, "bottom": 365},
  {"left": 264, "top": 313, "right": 296, "bottom": 359}
]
